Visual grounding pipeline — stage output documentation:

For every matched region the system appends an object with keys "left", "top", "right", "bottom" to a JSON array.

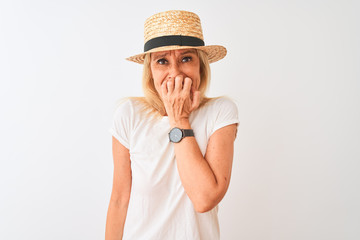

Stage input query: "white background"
[{"left": 0, "top": 0, "right": 359, "bottom": 239}]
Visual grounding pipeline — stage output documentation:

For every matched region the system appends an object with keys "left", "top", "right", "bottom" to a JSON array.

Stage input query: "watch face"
[{"left": 169, "top": 128, "right": 183, "bottom": 143}]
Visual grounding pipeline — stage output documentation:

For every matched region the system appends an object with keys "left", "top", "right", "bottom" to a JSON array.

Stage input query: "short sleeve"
[
  {"left": 108, "top": 99, "right": 133, "bottom": 149},
  {"left": 211, "top": 97, "right": 240, "bottom": 136}
]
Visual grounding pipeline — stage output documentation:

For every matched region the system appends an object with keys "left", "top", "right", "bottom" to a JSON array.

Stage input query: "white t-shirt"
[{"left": 109, "top": 96, "right": 240, "bottom": 240}]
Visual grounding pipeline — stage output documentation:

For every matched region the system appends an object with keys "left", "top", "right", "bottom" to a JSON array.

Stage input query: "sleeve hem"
[
  {"left": 108, "top": 128, "right": 130, "bottom": 149},
  {"left": 211, "top": 119, "right": 240, "bottom": 136}
]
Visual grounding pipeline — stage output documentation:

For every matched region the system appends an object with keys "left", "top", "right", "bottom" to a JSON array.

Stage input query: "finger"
[
  {"left": 174, "top": 75, "right": 184, "bottom": 93},
  {"left": 191, "top": 90, "right": 200, "bottom": 111},
  {"left": 167, "top": 78, "right": 174, "bottom": 94},
  {"left": 183, "top": 77, "right": 192, "bottom": 94}
]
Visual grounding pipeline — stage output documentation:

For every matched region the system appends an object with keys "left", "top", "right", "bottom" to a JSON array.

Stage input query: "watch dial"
[{"left": 170, "top": 128, "right": 182, "bottom": 142}]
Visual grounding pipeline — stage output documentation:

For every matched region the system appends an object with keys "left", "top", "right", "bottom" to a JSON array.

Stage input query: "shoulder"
[
  {"left": 112, "top": 98, "right": 134, "bottom": 117},
  {"left": 202, "top": 96, "right": 240, "bottom": 126},
  {"left": 202, "top": 96, "right": 239, "bottom": 113},
  {"left": 190, "top": 96, "right": 239, "bottom": 140},
  {"left": 113, "top": 97, "right": 146, "bottom": 116}
]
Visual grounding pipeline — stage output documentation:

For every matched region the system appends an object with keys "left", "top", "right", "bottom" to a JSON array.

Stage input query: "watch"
[{"left": 168, "top": 127, "right": 194, "bottom": 143}]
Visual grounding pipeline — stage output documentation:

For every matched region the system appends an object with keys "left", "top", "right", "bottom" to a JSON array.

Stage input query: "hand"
[{"left": 160, "top": 75, "right": 200, "bottom": 126}]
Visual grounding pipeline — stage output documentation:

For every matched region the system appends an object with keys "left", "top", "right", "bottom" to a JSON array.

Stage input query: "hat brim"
[{"left": 126, "top": 45, "right": 227, "bottom": 64}]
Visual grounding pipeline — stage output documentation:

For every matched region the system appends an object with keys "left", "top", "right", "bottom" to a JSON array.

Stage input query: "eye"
[
  {"left": 157, "top": 58, "right": 168, "bottom": 65},
  {"left": 182, "top": 56, "right": 192, "bottom": 63}
]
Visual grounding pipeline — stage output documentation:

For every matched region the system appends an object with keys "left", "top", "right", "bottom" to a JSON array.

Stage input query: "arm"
[
  {"left": 161, "top": 76, "right": 238, "bottom": 213},
  {"left": 172, "top": 120, "right": 237, "bottom": 213},
  {"left": 105, "top": 137, "right": 132, "bottom": 240}
]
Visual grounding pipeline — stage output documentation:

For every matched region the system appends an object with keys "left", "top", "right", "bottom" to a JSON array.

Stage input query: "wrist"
[{"left": 170, "top": 118, "right": 191, "bottom": 128}]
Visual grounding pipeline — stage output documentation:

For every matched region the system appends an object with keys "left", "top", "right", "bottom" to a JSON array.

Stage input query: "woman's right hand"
[{"left": 160, "top": 75, "right": 200, "bottom": 127}]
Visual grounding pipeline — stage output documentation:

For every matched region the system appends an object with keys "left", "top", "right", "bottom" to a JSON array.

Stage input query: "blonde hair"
[{"left": 129, "top": 49, "right": 213, "bottom": 118}]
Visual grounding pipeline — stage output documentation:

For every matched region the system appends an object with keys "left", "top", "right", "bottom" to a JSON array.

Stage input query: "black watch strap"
[{"left": 182, "top": 129, "right": 194, "bottom": 137}]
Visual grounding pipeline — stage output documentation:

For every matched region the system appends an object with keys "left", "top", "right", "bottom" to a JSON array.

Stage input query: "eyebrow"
[{"left": 152, "top": 53, "right": 168, "bottom": 59}]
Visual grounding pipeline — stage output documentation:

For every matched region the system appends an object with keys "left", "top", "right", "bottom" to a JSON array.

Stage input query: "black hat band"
[{"left": 144, "top": 35, "right": 205, "bottom": 52}]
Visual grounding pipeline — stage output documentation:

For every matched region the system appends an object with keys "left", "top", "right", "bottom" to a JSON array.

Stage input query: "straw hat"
[{"left": 126, "top": 10, "right": 227, "bottom": 64}]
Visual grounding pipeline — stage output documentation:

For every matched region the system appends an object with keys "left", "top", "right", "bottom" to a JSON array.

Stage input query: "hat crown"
[{"left": 144, "top": 10, "right": 204, "bottom": 44}]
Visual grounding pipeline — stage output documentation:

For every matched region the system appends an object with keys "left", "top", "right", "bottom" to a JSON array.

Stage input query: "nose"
[{"left": 168, "top": 62, "right": 182, "bottom": 79}]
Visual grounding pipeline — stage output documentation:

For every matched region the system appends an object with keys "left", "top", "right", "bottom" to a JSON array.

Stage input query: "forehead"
[{"left": 151, "top": 49, "right": 197, "bottom": 58}]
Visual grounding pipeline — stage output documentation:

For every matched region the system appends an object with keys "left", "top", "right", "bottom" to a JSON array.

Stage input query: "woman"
[{"left": 105, "top": 10, "right": 240, "bottom": 240}]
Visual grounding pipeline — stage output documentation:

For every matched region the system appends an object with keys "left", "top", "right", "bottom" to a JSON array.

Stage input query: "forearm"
[
  {"left": 171, "top": 120, "right": 221, "bottom": 212},
  {"left": 105, "top": 199, "right": 129, "bottom": 240}
]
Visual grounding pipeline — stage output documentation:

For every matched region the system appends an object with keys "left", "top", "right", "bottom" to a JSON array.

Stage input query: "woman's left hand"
[{"left": 160, "top": 75, "right": 200, "bottom": 126}]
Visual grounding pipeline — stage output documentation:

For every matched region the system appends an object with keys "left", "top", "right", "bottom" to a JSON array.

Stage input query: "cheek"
[
  {"left": 186, "top": 66, "right": 201, "bottom": 89},
  {"left": 150, "top": 66, "right": 165, "bottom": 93},
  {"left": 195, "top": 76, "right": 201, "bottom": 90}
]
